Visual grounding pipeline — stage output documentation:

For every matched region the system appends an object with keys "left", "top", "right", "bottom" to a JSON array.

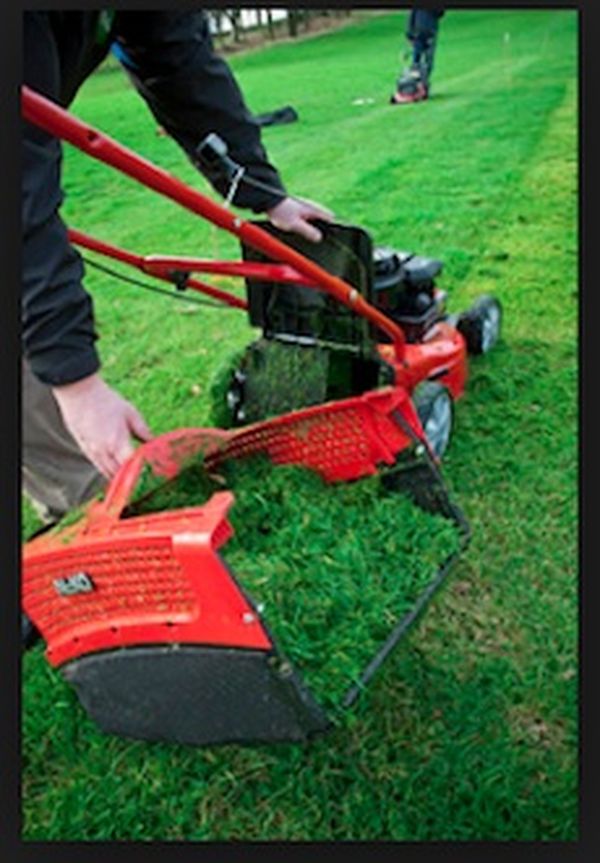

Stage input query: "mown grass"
[
  {"left": 123, "top": 453, "right": 462, "bottom": 711},
  {"left": 21, "top": 10, "right": 578, "bottom": 841}
]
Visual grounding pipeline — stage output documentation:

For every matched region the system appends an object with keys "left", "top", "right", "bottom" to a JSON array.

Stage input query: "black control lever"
[{"left": 195, "top": 133, "right": 242, "bottom": 182}]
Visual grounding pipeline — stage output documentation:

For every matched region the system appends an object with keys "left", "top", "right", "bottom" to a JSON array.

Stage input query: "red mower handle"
[{"left": 22, "top": 85, "right": 406, "bottom": 362}]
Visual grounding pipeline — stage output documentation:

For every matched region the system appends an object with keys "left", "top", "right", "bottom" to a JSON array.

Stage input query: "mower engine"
[
  {"left": 372, "top": 245, "right": 445, "bottom": 343},
  {"left": 224, "top": 224, "right": 445, "bottom": 426}
]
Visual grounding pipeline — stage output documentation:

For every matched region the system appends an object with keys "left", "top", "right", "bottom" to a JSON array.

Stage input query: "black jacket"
[{"left": 23, "top": 10, "right": 286, "bottom": 386}]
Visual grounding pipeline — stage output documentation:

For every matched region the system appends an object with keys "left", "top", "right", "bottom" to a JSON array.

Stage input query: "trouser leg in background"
[
  {"left": 407, "top": 9, "right": 440, "bottom": 84},
  {"left": 22, "top": 359, "right": 106, "bottom": 524}
]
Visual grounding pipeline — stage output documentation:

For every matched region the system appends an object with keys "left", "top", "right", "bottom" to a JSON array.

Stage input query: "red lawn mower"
[{"left": 21, "top": 86, "right": 502, "bottom": 746}]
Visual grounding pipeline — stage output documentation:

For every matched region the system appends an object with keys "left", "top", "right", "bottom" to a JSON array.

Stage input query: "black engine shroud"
[
  {"left": 242, "top": 221, "right": 445, "bottom": 347},
  {"left": 226, "top": 222, "right": 446, "bottom": 424},
  {"left": 371, "top": 245, "right": 446, "bottom": 343}
]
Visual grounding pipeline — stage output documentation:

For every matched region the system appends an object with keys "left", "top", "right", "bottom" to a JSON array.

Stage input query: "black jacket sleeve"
[
  {"left": 22, "top": 12, "right": 100, "bottom": 387},
  {"left": 22, "top": 10, "right": 288, "bottom": 388},
  {"left": 113, "top": 11, "right": 287, "bottom": 212}
]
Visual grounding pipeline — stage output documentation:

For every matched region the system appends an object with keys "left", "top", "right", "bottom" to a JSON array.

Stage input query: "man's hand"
[
  {"left": 52, "top": 373, "right": 153, "bottom": 480},
  {"left": 266, "top": 196, "right": 334, "bottom": 243}
]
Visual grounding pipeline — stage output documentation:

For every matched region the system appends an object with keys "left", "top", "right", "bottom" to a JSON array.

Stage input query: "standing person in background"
[
  {"left": 22, "top": 10, "right": 332, "bottom": 528},
  {"left": 390, "top": 8, "right": 445, "bottom": 104}
]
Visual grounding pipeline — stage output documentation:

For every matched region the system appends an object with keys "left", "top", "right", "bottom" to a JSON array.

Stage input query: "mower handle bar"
[
  {"left": 67, "top": 228, "right": 333, "bottom": 308},
  {"left": 21, "top": 86, "right": 406, "bottom": 362},
  {"left": 67, "top": 228, "right": 249, "bottom": 310}
]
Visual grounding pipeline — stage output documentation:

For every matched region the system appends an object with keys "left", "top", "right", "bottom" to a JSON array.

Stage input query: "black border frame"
[{"left": 2, "top": 1, "right": 595, "bottom": 859}]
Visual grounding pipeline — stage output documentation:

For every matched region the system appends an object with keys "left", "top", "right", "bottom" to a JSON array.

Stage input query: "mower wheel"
[
  {"left": 209, "top": 348, "right": 247, "bottom": 428},
  {"left": 457, "top": 295, "right": 502, "bottom": 355},
  {"left": 413, "top": 381, "right": 453, "bottom": 459}
]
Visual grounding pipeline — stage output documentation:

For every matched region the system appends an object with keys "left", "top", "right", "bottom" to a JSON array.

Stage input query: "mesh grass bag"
[{"left": 126, "top": 453, "right": 462, "bottom": 713}]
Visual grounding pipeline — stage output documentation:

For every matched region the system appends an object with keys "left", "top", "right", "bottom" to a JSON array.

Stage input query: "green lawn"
[{"left": 21, "top": 10, "right": 578, "bottom": 841}]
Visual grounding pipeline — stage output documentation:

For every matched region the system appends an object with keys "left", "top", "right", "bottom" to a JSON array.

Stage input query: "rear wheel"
[
  {"left": 457, "top": 295, "right": 502, "bottom": 355},
  {"left": 413, "top": 381, "right": 453, "bottom": 459}
]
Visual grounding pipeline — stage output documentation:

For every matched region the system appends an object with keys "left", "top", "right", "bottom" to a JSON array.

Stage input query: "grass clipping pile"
[{"left": 127, "top": 455, "right": 461, "bottom": 712}]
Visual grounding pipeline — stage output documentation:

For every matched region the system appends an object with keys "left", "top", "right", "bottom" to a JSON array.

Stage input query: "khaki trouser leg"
[{"left": 22, "top": 359, "right": 106, "bottom": 524}]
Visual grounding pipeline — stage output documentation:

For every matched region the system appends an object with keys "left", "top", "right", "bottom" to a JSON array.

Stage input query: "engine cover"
[{"left": 372, "top": 246, "right": 445, "bottom": 342}]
